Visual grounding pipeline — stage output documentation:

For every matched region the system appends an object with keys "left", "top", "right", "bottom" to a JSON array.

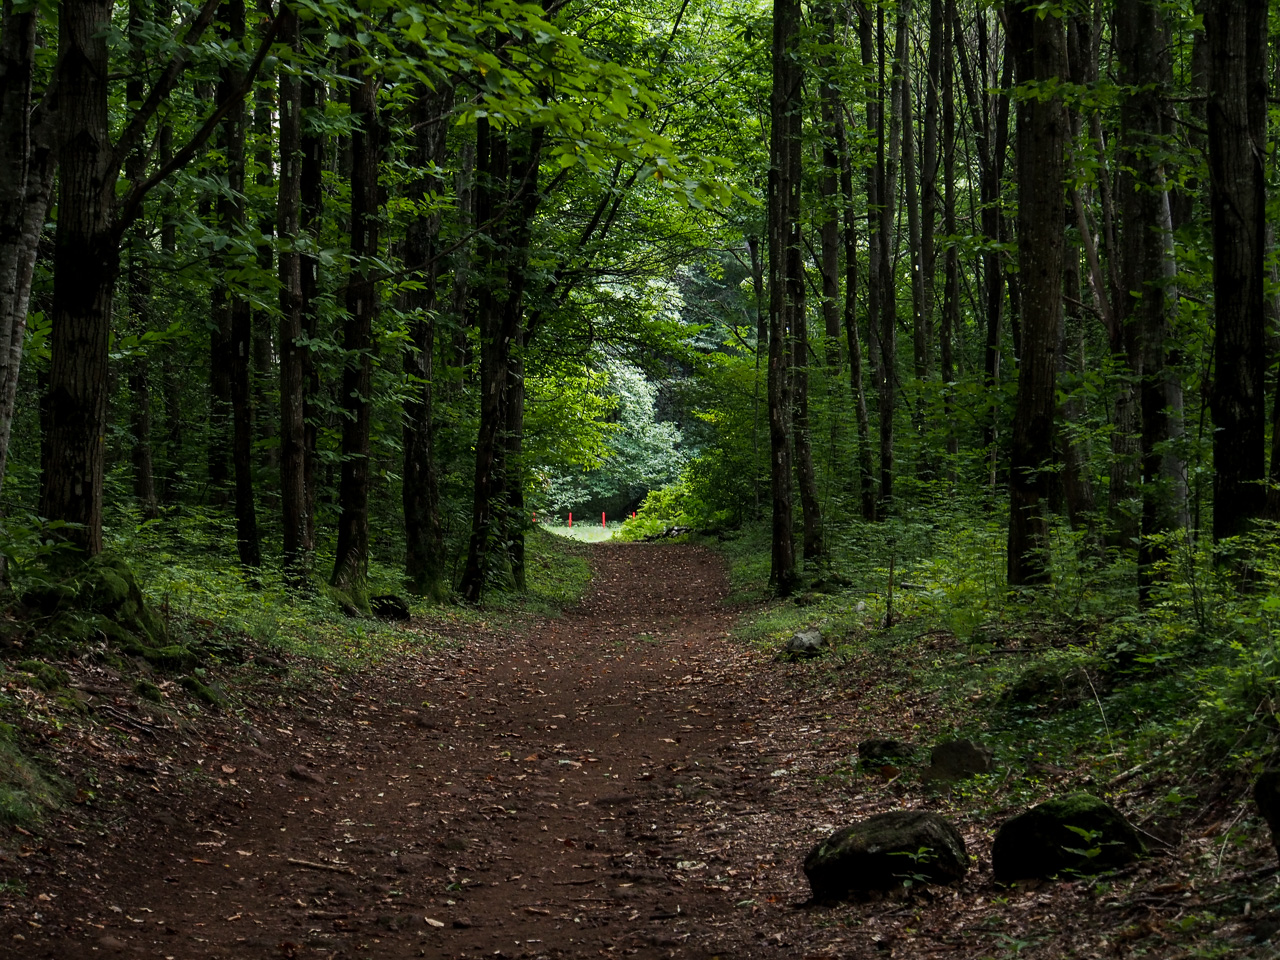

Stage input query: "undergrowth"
[{"left": 711, "top": 504, "right": 1280, "bottom": 799}]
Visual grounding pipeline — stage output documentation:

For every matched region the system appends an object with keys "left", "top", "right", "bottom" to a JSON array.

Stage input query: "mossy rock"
[
  {"left": 19, "top": 552, "right": 185, "bottom": 666},
  {"left": 992, "top": 793, "right": 1145, "bottom": 883},
  {"left": 179, "top": 675, "right": 226, "bottom": 707},
  {"left": 804, "top": 811, "right": 969, "bottom": 898},
  {"left": 15, "top": 660, "right": 68, "bottom": 691},
  {"left": 1001, "top": 661, "right": 1089, "bottom": 711},
  {"left": 134, "top": 679, "right": 164, "bottom": 703}
]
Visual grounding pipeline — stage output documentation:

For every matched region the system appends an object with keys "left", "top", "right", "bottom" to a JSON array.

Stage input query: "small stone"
[
  {"left": 992, "top": 793, "right": 1145, "bottom": 882},
  {"left": 287, "top": 764, "right": 325, "bottom": 785},
  {"left": 804, "top": 810, "right": 969, "bottom": 899},
  {"left": 785, "top": 629, "right": 824, "bottom": 658},
  {"left": 923, "top": 739, "right": 993, "bottom": 782}
]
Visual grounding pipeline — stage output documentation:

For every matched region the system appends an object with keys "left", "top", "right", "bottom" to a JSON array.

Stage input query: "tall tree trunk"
[
  {"left": 0, "top": 5, "right": 55, "bottom": 510},
  {"left": 1116, "top": 0, "right": 1181, "bottom": 599},
  {"left": 1060, "top": 209, "right": 1096, "bottom": 534},
  {"left": 125, "top": 0, "right": 159, "bottom": 522},
  {"left": 214, "top": 0, "right": 260, "bottom": 566},
  {"left": 459, "top": 122, "right": 543, "bottom": 602},
  {"left": 331, "top": 69, "right": 381, "bottom": 598},
  {"left": 1203, "top": 0, "right": 1268, "bottom": 543},
  {"left": 1006, "top": 0, "right": 1067, "bottom": 586},
  {"left": 766, "top": 0, "right": 801, "bottom": 591},
  {"left": 837, "top": 106, "right": 877, "bottom": 520},
  {"left": 299, "top": 34, "right": 325, "bottom": 550},
  {"left": 277, "top": 4, "right": 309, "bottom": 575},
  {"left": 939, "top": 0, "right": 959, "bottom": 470},
  {"left": 41, "top": 0, "right": 117, "bottom": 555},
  {"left": 401, "top": 87, "right": 451, "bottom": 601},
  {"left": 876, "top": 4, "right": 906, "bottom": 512}
]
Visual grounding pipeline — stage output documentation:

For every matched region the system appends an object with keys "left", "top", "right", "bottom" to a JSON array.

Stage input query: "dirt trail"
[{"left": 4, "top": 543, "right": 883, "bottom": 959}]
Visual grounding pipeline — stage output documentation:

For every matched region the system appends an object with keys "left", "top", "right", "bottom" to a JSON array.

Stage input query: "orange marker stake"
[
  {"left": 602, "top": 512, "right": 606, "bottom": 529},
  {"left": 569, "top": 512, "right": 572, "bottom": 528}
]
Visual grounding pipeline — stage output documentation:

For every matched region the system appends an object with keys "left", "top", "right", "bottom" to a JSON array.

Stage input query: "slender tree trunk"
[
  {"left": 41, "top": 0, "right": 117, "bottom": 555},
  {"left": 299, "top": 38, "right": 325, "bottom": 550},
  {"left": 277, "top": 5, "right": 309, "bottom": 575},
  {"left": 402, "top": 87, "right": 451, "bottom": 601},
  {"left": 331, "top": 69, "right": 381, "bottom": 598},
  {"left": 125, "top": 0, "right": 159, "bottom": 523},
  {"left": 0, "top": 5, "right": 55, "bottom": 509},
  {"left": 459, "top": 122, "right": 543, "bottom": 602},
  {"left": 1116, "top": 0, "right": 1182, "bottom": 599},
  {"left": 1203, "top": 0, "right": 1268, "bottom": 543},
  {"left": 1060, "top": 209, "right": 1096, "bottom": 534},
  {"left": 876, "top": 4, "right": 906, "bottom": 512},
  {"left": 836, "top": 106, "right": 877, "bottom": 520},
  {"left": 764, "top": 0, "right": 801, "bottom": 591},
  {"left": 252, "top": 44, "right": 278, "bottom": 474},
  {"left": 1006, "top": 1, "right": 1067, "bottom": 586},
  {"left": 940, "top": 0, "right": 959, "bottom": 471},
  {"left": 212, "top": 0, "right": 260, "bottom": 566}
]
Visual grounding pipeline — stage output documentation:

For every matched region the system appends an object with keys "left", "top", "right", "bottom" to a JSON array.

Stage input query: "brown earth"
[{"left": 0, "top": 542, "right": 1276, "bottom": 959}]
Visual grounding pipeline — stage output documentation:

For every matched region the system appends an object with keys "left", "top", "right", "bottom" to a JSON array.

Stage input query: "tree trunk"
[
  {"left": 837, "top": 107, "right": 877, "bottom": 520},
  {"left": 1006, "top": 1, "right": 1067, "bottom": 586},
  {"left": 277, "top": 4, "right": 309, "bottom": 575},
  {"left": 1204, "top": 0, "right": 1268, "bottom": 543},
  {"left": 876, "top": 4, "right": 905, "bottom": 513},
  {"left": 0, "top": 4, "right": 55, "bottom": 507},
  {"left": 299, "top": 39, "right": 325, "bottom": 550},
  {"left": 1116, "top": 0, "right": 1183, "bottom": 599},
  {"left": 458, "top": 122, "right": 543, "bottom": 602},
  {"left": 765, "top": 0, "right": 800, "bottom": 592},
  {"left": 401, "top": 87, "right": 452, "bottom": 601},
  {"left": 940, "top": 0, "right": 959, "bottom": 470},
  {"left": 331, "top": 69, "right": 381, "bottom": 598},
  {"left": 41, "top": 0, "right": 117, "bottom": 555}
]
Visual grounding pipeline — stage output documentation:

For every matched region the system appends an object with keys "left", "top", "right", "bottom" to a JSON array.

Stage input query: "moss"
[
  {"left": 992, "top": 793, "right": 1145, "bottom": 883},
  {"left": 134, "top": 679, "right": 163, "bottom": 702},
  {"left": 15, "top": 660, "right": 68, "bottom": 692},
  {"left": 179, "top": 675, "right": 226, "bottom": 707}
]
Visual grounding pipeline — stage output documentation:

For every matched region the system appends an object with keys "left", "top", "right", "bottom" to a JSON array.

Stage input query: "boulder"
[
  {"left": 1254, "top": 770, "right": 1280, "bottom": 862},
  {"left": 803, "top": 810, "right": 969, "bottom": 899},
  {"left": 992, "top": 793, "right": 1145, "bottom": 883},
  {"left": 923, "top": 739, "right": 994, "bottom": 782},
  {"left": 858, "top": 739, "right": 918, "bottom": 764},
  {"left": 370, "top": 594, "right": 412, "bottom": 621},
  {"left": 785, "top": 629, "right": 825, "bottom": 658}
]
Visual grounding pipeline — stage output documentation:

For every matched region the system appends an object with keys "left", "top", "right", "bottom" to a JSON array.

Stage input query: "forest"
[{"left": 4, "top": 0, "right": 1280, "bottom": 955}]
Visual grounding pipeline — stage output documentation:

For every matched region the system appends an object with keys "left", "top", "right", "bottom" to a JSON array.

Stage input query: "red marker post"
[
  {"left": 568, "top": 512, "right": 572, "bottom": 528},
  {"left": 602, "top": 512, "right": 606, "bottom": 529}
]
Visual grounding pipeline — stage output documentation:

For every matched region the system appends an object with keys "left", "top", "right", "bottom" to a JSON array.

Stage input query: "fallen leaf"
[{"left": 424, "top": 917, "right": 445, "bottom": 928}]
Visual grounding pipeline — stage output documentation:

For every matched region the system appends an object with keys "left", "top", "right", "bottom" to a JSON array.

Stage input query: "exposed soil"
[{"left": 1, "top": 542, "right": 1276, "bottom": 959}]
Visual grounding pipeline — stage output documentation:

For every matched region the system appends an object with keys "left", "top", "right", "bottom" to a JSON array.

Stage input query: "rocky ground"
[{"left": 1, "top": 542, "right": 1277, "bottom": 958}]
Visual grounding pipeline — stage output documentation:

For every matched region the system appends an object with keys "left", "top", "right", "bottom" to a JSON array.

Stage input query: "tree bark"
[
  {"left": 1006, "top": 1, "right": 1067, "bottom": 586},
  {"left": 331, "top": 68, "right": 381, "bottom": 598},
  {"left": 401, "top": 87, "right": 452, "bottom": 601},
  {"left": 277, "top": 4, "right": 309, "bottom": 575},
  {"left": 765, "top": 0, "right": 800, "bottom": 591},
  {"left": 458, "top": 121, "right": 543, "bottom": 602},
  {"left": 837, "top": 106, "right": 877, "bottom": 520},
  {"left": 1203, "top": 0, "right": 1268, "bottom": 543},
  {"left": 0, "top": 4, "right": 55, "bottom": 507}
]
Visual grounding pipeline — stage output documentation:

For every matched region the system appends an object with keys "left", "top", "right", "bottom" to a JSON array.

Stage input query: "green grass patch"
[{"left": 0, "top": 724, "right": 59, "bottom": 827}]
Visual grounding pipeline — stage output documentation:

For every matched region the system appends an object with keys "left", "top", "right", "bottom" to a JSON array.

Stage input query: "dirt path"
[
  {"left": 3, "top": 543, "right": 872, "bottom": 959},
  {"left": 9, "top": 541, "right": 1216, "bottom": 959}
]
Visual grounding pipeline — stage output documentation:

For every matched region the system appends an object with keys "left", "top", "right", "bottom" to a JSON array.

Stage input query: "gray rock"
[
  {"left": 785, "top": 629, "right": 825, "bottom": 658},
  {"left": 803, "top": 810, "right": 969, "bottom": 899},
  {"left": 992, "top": 793, "right": 1145, "bottom": 883},
  {"left": 923, "top": 739, "right": 993, "bottom": 781}
]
